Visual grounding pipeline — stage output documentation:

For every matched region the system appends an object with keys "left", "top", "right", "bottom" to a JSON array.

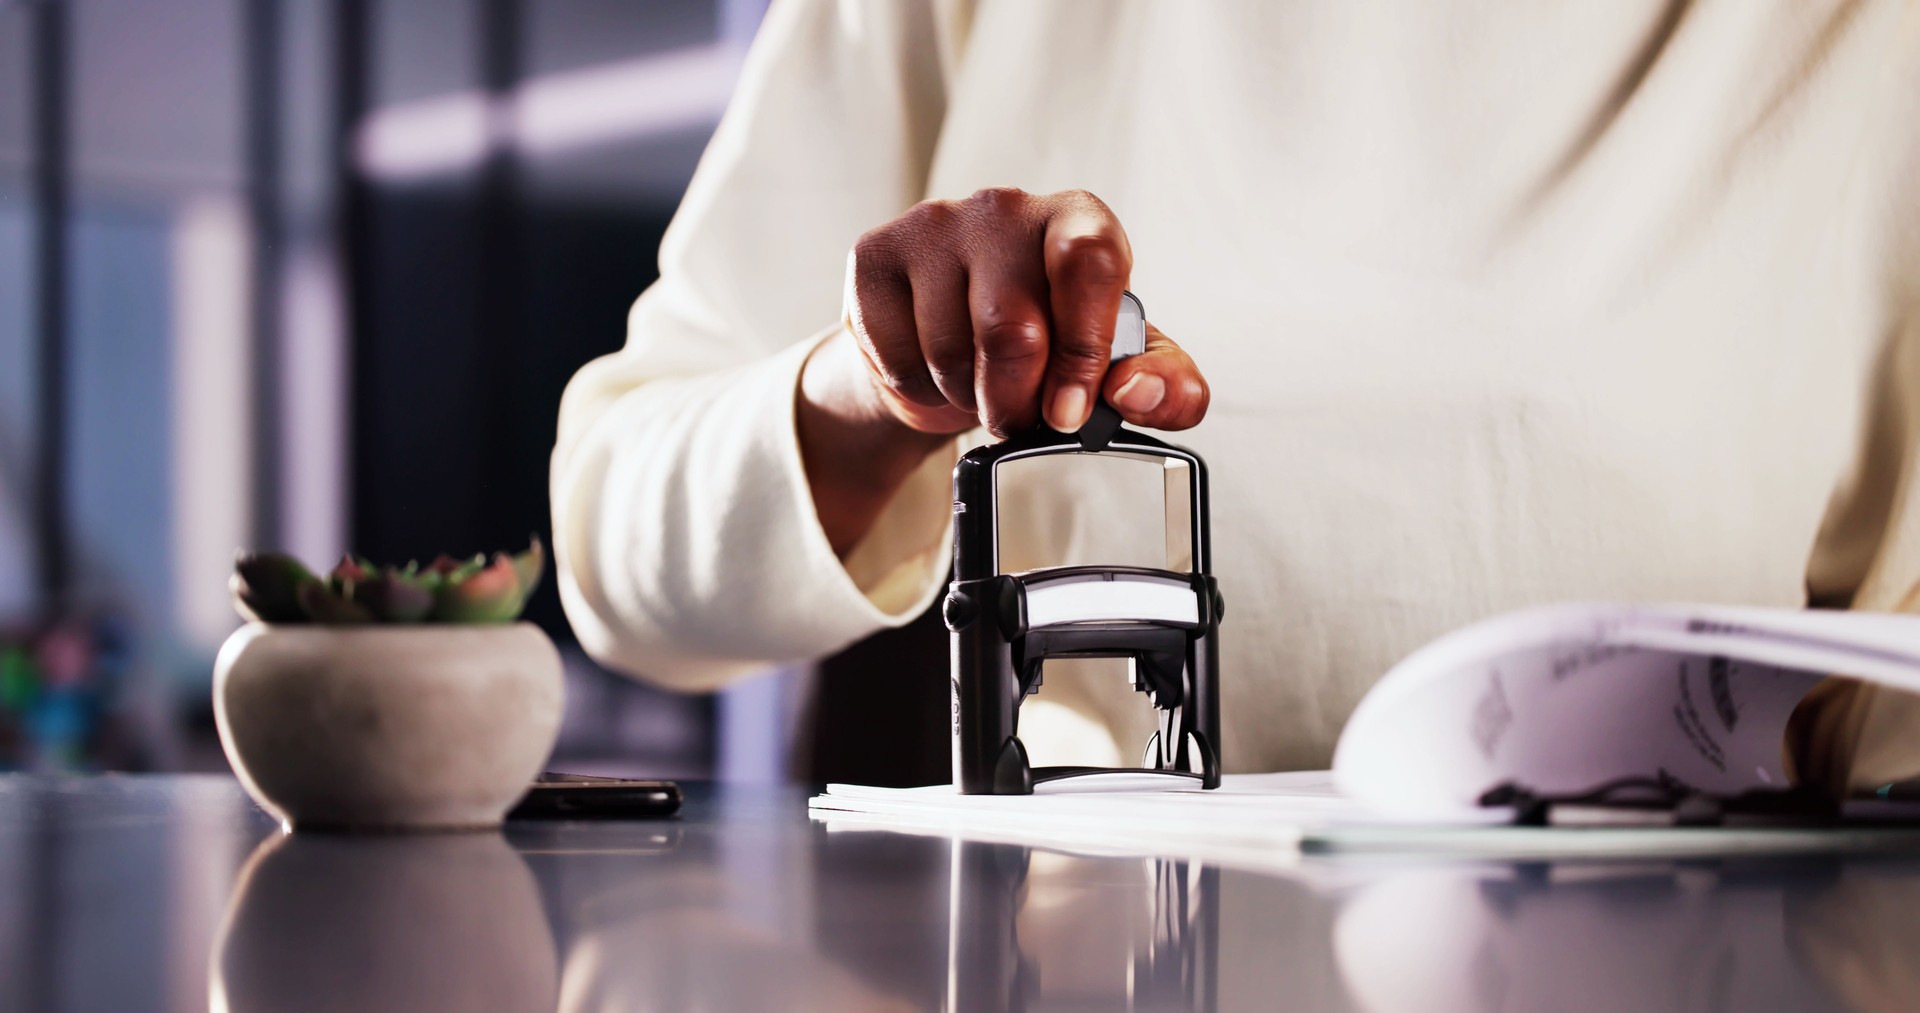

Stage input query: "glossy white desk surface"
[{"left": 0, "top": 774, "right": 1909, "bottom": 1011}]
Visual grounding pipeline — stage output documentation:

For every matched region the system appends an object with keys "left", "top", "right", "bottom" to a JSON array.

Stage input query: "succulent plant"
[{"left": 230, "top": 539, "right": 545, "bottom": 625}]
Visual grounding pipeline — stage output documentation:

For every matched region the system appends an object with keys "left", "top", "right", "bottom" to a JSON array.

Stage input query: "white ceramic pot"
[{"left": 213, "top": 622, "right": 563, "bottom": 831}]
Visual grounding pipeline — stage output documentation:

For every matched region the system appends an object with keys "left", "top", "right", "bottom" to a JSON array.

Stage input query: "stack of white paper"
[
  {"left": 810, "top": 771, "right": 1361, "bottom": 868},
  {"left": 809, "top": 774, "right": 1920, "bottom": 863}
]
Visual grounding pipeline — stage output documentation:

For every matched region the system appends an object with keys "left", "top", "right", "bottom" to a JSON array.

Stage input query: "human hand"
[{"left": 838, "top": 187, "right": 1209, "bottom": 439}]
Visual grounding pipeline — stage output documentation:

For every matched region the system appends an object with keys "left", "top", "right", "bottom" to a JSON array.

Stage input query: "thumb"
[{"left": 1101, "top": 324, "right": 1209, "bottom": 430}]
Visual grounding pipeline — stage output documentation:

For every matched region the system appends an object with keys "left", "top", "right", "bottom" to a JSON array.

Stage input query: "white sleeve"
[{"left": 551, "top": 0, "right": 971, "bottom": 691}]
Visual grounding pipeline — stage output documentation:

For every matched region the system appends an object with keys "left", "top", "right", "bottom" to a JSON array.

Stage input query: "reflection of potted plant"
[
  {"left": 214, "top": 540, "right": 562, "bottom": 831},
  {"left": 213, "top": 831, "right": 557, "bottom": 1008}
]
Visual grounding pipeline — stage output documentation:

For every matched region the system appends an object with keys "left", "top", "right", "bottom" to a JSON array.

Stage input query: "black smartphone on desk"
[{"left": 508, "top": 772, "right": 682, "bottom": 820}]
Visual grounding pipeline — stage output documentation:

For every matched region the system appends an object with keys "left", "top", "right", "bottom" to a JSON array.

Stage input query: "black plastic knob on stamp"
[{"left": 946, "top": 292, "right": 1224, "bottom": 795}]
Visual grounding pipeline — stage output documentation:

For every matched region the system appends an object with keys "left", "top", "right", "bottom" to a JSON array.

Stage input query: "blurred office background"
[{"left": 0, "top": 0, "right": 949, "bottom": 783}]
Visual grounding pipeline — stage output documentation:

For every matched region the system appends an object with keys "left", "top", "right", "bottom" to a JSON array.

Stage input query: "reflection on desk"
[
  {"left": 0, "top": 776, "right": 1914, "bottom": 1011},
  {"left": 212, "top": 832, "right": 557, "bottom": 1011}
]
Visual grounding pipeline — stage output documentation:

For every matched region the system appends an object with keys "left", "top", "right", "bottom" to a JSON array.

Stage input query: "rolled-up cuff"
[
  {"left": 554, "top": 329, "right": 957, "bottom": 693},
  {"left": 782, "top": 331, "right": 958, "bottom": 626}
]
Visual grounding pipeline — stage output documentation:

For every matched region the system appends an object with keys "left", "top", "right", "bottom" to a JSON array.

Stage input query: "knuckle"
[
  {"left": 924, "top": 333, "right": 972, "bottom": 369},
  {"left": 980, "top": 402, "right": 1036, "bottom": 441},
  {"left": 1053, "top": 188, "right": 1113, "bottom": 216},
  {"left": 1051, "top": 342, "right": 1109, "bottom": 379},
  {"left": 904, "top": 198, "right": 959, "bottom": 232},
  {"left": 967, "top": 186, "right": 1032, "bottom": 218},
  {"left": 851, "top": 227, "right": 899, "bottom": 272},
  {"left": 1052, "top": 190, "right": 1121, "bottom": 222},
  {"left": 926, "top": 360, "right": 968, "bottom": 388},
  {"left": 976, "top": 317, "right": 1048, "bottom": 361},
  {"left": 864, "top": 351, "right": 909, "bottom": 387},
  {"left": 1051, "top": 233, "right": 1128, "bottom": 288},
  {"left": 928, "top": 368, "right": 976, "bottom": 409},
  {"left": 1161, "top": 375, "right": 1208, "bottom": 424},
  {"left": 881, "top": 367, "right": 943, "bottom": 406}
]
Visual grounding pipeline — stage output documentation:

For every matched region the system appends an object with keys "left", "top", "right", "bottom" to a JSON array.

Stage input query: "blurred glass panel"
[
  {"left": 0, "top": 9, "right": 27, "bottom": 167},
  {"left": 373, "top": 0, "right": 480, "bottom": 107},
  {"left": 0, "top": 196, "right": 32, "bottom": 618},
  {"left": 0, "top": 9, "right": 39, "bottom": 617},
  {"left": 65, "top": 207, "right": 175, "bottom": 629},
  {"left": 70, "top": 0, "right": 242, "bottom": 201},
  {"left": 525, "top": 0, "right": 719, "bottom": 73}
]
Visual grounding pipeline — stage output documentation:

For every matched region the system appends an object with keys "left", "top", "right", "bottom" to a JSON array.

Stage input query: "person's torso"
[{"left": 922, "top": 0, "right": 1918, "bottom": 770}]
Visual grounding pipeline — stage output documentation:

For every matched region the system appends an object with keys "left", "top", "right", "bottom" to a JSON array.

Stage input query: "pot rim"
[{"left": 233, "top": 620, "right": 546, "bottom": 634}]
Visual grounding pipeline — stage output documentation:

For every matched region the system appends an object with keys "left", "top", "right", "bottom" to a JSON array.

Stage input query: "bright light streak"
[
  {"left": 279, "top": 249, "right": 348, "bottom": 569},
  {"left": 354, "top": 91, "right": 496, "bottom": 181},
  {"left": 170, "top": 196, "right": 252, "bottom": 649},
  {"left": 515, "top": 44, "right": 745, "bottom": 156},
  {"left": 355, "top": 44, "right": 745, "bottom": 181}
]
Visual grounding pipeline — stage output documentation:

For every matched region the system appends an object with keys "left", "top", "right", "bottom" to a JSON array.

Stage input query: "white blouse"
[{"left": 553, "top": 0, "right": 1920, "bottom": 774}]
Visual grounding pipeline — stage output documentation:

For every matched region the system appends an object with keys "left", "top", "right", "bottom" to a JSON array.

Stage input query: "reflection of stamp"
[{"left": 1471, "top": 671, "right": 1513, "bottom": 761}]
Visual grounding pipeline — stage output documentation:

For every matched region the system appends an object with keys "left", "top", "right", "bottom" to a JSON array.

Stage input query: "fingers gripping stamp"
[{"left": 945, "top": 293, "right": 1224, "bottom": 794}]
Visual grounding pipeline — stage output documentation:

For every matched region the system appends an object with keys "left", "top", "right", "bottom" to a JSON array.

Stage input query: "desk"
[{"left": 0, "top": 775, "right": 1911, "bottom": 1011}]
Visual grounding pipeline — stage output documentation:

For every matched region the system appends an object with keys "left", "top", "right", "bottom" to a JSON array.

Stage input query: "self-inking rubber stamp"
[{"left": 945, "top": 292, "right": 1223, "bottom": 794}]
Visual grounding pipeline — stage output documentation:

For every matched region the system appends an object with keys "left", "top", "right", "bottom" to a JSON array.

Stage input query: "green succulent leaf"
[
  {"left": 331, "top": 555, "right": 373, "bottom": 585},
  {"left": 357, "top": 569, "right": 436, "bottom": 623},
  {"left": 234, "top": 542, "right": 539, "bottom": 625},
  {"left": 426, "top": 553, "right": 489, "bottom": 583},
  {"left": 297, "top": 580, "right": 374, "bottom": 623},
  {"left": 431, "top": 556, "right": 526, "bottom": 623},
  {"left": 512, "top": 537, "right": 545, "bottom": 600},
  {"left": 453, "top": 555, "right": 487, "bottom": 583},
  {"left": 231, "top": 552, "right": 319, "bottom": 623}
]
